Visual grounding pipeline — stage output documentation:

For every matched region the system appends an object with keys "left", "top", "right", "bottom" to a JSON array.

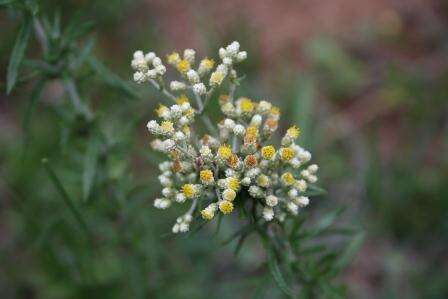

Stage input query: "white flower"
[
  {"left": 236, "top": 51, "right": 247, "bottom": 62},
  {"left": 175, "top": 193, "right": 186, "bottom": 203},
  {"left": 250, "top": 114, "right": 262, "bottom": 127},
  {"left": 233, "top": 124, "right": 245, "bottom": 136},
  {"left": 258, "top": 100, "right": 272, "bottom": 113},
  {"left": 133, "top": 50, "right": 144, "bottom": 59},
  {"left": 154, "top": 198, "right": 171, "bottom": 209},
  {"left": 146, "top": 69, "right": 158, "bottom": 79},
  {"left": 162, "top": 139, "right": 176, "bottom": 151},
  {"left": 308, "top": 164, "right": 319, "bottom": 173},
  {"left": 155, "top": 65, "right": 166, "bottom": 75},
  {"left": 298, "top": 150, "right": 311, "bottom": 163},
  {"left": 144, "top": 51, "right": 156, "bottom": 63},
  {"left": 180, "top": 102, "right": 191, "bottom": 111},
  {"left": 224, "top": 118, "right": 235, "bottom": 130},
  {"left": 288, "top": 188, "right": 298, "bottom": 198},
  {"left": 295, "top": 179, "right": 307, "bottom": 192},
  {"left": 287, "top": 202, "right": 298, "bottom": 215},
  {"left": 183, "top": 49, "right": 195, "bottom": 64},
  {"left": 296, "top": 196, "right": 309, "bottom": 207},
  {"left": 146, "top": 120, "right": 159, "bottom": 133},
  {"left": 178, "top": 116, "right": 189, "bottom": 126},
  {"left": 226, "top": 41, "right": 240, "bottom": 56},
  {"left": 216, "top": 64, "right": 228, "bottom": 75},
  {"left": 193, "top": 83, "right": 206, "bottom": 95},
  {"left": 200, "top": 145, "right": 212, "bottom": 157},
  {"left": 241, "top": 177, "right": 251, "bottom": 186},
  {"left": 133, "top": 71, "right": 146, "bottom": 83},
  {"left": 170, "top": 81, "right": 186, "bottom": 91},
  {"left": 131, "top": 57, "right": 147, "bottom": 71},
  {"left": 187, "top": 69, "right": 200, "bottom": 84},
  {"left": 152, "top": 57, "right": 162, "bottom": 67},
  {"left": 222, "top": 189, "right": 236, "bottom": 201},
  {"left": 263, "top": 207, "right": 274, "bottom": 221},
  {"left": 170, "top": 104, "right": 182, "bottom": 118},
  {"left": 223, "top": 57, "right": 232, "bottom": 66},
  {"left": 174, "top": 131, "right": 186, "bottom": 141},
  {"left": 265, "top": 195, "right": 278, "bottom": 207},
  {"left": 219, "top": 47, "right": 227, "bottom": 59}
]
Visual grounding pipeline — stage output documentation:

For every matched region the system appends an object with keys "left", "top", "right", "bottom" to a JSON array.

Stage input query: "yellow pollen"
[
  {"left": 210, "top": 71, "right": 225, "bottom": 86},
  {"left": 244, "top": 126, "right": 258, "bottom": 144},
  {"left": 261, "top": 145, "right": 276, "bottom": 160},
  {"left": 176, "top": 59, "right": 191, "bottom": 73},
  {"left": 155, "top": 104, "right": 169, "bottom": 117},
  {"left": 201, "top": 208, "right": 215, "bottom": 220},
  {"left": 166, "top": 52, "right": 181, "bottom": 65},
  {"left": 160, "top": 121, "right": 174, "bottom": 133},
  {"left": 287, "top": 126, "right": 301, "bottom": 139},
  {"left": 256, "top": 175, "right": 270, "bottom": 187},
  {"left": 280, "top": 147, "right": 295, "bottom": 161},
  {"left": 181, "top": 184, "right": 196, "bottom": 198},
  {"left": 227, "top": 177, "right": 240, "bottom": 191},
  {"left": 240, "top": 98, "right": 255, "bottom": 113},
  {"left": 270, "top": 106, "right": 281, "bottom": 115},
  {"left": 176, "top": 94, "right": 189, "bottom": 104},
  {"left": 200, "top": 58, "right": 214, "bottom": 70},
  {"left": 217, "top": 144, "right": 232, "bottom": 159},
  {"left": 281, "top": 172, "right": 295, "bottom": 186},
  {"left": 200, "top": 169, "right": 214, "bottom": 183},
  {"left": 219, "top": 200, "right": 234, "bottom": 214}
]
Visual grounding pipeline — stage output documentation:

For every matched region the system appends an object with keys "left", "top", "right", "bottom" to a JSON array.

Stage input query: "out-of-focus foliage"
[{"left": 1, "top": 0, "right": 447, "bottom": 299}]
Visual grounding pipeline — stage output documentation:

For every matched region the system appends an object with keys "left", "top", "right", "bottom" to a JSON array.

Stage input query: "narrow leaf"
[
  {"left": 333, "top": 231, "right": 364, "bottom": 271},
  {"left": 87, "top": 56, "right": 140, "bottom": 99},
  {"left": 0, "top": 0, "right": 17, "bottom": 5},
  {"left": 82, "top": 137, "right": 99, "bottom": 201},
  {"left": 21, "top": 79, "right": 45, "bottom": 157},
  {"left": 267, "top": 249, "right": 294, "bottom": 298},
  {"left": 42, "top": 158, "right": 89, "bottom": 235},
  {"left": 7, "top": 15, "right": 32, "bottom": 94}
]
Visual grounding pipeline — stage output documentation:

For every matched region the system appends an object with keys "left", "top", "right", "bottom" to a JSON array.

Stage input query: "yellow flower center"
[
  {"left": 217, "top": 144, "right": 232, "bottom": 159},
  {"left": 176, "top": 59, "right": 191, "bottom": 73},
  {"left": 219, "top": 200, "right": 234, "bottom": 214},
  {"left": 201, "top": 208, "right": 215, "bottom": 220},
  {"left": 227, "top": 177, "right": 240, "bottom": 191},
  {"left": 166, "top": 52, "right": 181, "bottom": 65},
  {"left": 281, "top": 172, "right": 295, "bottom": 186},
  {"left": 239, "top": 98, "right": 254, "bottom": 113},
  {"left": 286, "top": 126, "right": 300, "bottom": 139},
  {"left": 280, "top": 147, "right": 295, "bottom": 161},
  {"left": 200, "top": 169, "right": 214, "bottom": 183},
  {"left": 261, "top": 145, "right": 276, "bottom": 160},
  {"left": 160, "top": 121, "right": 174, "bottom": 133},
  {"left": 200, "top": 58, "right": 214, "bottom": 70},
  {"left": 176, "top": 94, "right": 189, "bottom": 104},
  {"left": 181, "top": 184, "right": 196, "bottom": 198},
  {"left": 155, "top": 104, "right": 169, "bottom": 117}
]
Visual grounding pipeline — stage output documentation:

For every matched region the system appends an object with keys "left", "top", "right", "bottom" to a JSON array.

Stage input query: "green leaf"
[
  {"left": 87, "top": 56, "right": 140, "bottom": 100},
  {"left": 82, "top": 136, "right": 99, "bottom": 201},
  {"left": 21, "top": 79, "right": 45, "bottom": 156},
  {"left": 7, "top": 14, "right": 32, "bottom": 94},
  {"left": 267, "top": 248, "right": 294, "bottom": 298},
  {"left": 304, "top": 184, "right": 327, "bottom": 197},
  {"left": 0, "top": 0, "right": 17, "bottom": 5},
  {"left": 42, "top": 158, "right": 89, "bottom": 236},
  {"left": 333, "top": 231, "right": 364, "bottom": 272},
  {"left": 291, "top": 74, "right": 315, "bottom": 148}
]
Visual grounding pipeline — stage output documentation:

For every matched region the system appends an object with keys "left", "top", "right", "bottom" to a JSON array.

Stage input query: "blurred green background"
[{"left": 1, "top": 0, "right": 447, "bottom": 298}]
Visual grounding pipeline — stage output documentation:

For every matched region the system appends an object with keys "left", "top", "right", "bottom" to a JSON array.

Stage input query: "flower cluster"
[{"left": 132, "top": 41, "right": 319, "bottom": 233}]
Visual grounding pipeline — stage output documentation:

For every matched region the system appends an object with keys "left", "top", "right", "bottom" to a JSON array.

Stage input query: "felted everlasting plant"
[{"left": 131, "top": 41, "right": 319, "bottom": 234}]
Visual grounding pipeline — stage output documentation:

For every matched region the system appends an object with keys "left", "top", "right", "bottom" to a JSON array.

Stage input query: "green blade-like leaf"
[
  {"left": 0, "top": 0, "right": 17, "bottom": 5},
  {"left": 82, "top": 137, "right": 99, "bottom": 201},
  {"left": 42, "top": 158, "right": 89, "bottom": 235},
  {"left": 267, "top": 248, "right": 294, "bottom": 298},
  {"left": 87, "top": 56, "right": 140, "bottom": 100},
  {"left": 21, "top": 79, "right": 45, "bottom": 156},
  {"left": 7, "top": 14, "right": 32, "bottom": 94},
  {"left": 333, "top": 230, "right": 364, "bottom": 272}
]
